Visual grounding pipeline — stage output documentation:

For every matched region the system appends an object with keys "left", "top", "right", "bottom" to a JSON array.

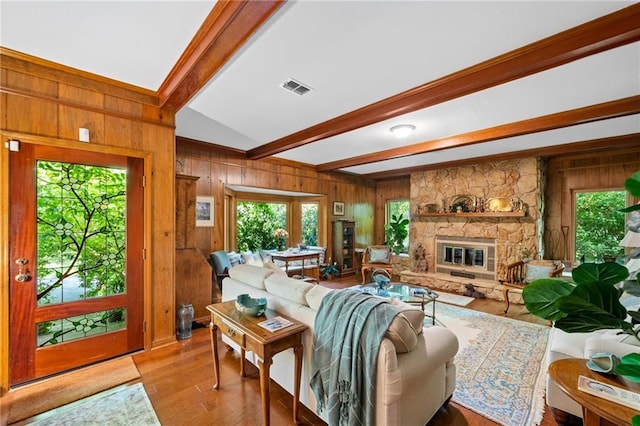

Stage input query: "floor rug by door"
[
  {"left": 434, "top": 303, "right": 550, "bottom": 426},
  {"left": 16, "top": 382, "right": 159, "bottom": 426},
  {"left": 1, "top": 356, "right": 141, "bottom": 425}
]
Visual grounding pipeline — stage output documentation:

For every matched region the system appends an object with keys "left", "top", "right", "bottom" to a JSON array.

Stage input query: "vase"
[{"left": 177, "top": 303, "right": 194, "bottom": 340}]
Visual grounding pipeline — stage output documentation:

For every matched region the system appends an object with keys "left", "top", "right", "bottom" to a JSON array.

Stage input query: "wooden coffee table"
[
  {"left": 548, "top": 358, "right": 638, "bottom": 426},
  {"left": 206, "top": 301, "right": 308, "bottom": 426}
]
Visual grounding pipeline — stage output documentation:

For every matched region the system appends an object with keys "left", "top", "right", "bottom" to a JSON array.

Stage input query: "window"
[
  {"left": 301, "top": 203, "right": 318, "bottom": 246},
  {"left": 574, "top": 190, "right": 625, "bottom": 263},
  {"left": 386, "top": 199, "right": 410, "bottom": 253},
  {"left": 236, "top": 201, "right": 287, "bottom": 251}
]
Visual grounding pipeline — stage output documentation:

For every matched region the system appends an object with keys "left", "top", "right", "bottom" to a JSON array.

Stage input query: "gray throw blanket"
[{"left": 310, "top": 289, "right": 400, "bottom": 426}]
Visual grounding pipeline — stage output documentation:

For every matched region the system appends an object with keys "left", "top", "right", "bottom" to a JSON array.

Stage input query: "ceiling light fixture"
[{"left": 390, "top": 124, "right": 415, "bottom": 139}]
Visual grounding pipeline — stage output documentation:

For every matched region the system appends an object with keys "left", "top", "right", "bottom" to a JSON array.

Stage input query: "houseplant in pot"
[
  {"left": 385, "top": 213, "right": 409, "bottom": 255},
  {"left": 522, "top": 171, "right": 640, "bottom": 425}
]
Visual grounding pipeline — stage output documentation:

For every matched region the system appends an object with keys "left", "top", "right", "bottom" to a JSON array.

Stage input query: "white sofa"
[
  {"left": 221, "top": 264, "right": 459, "bottom": 425},
  {"left": 545, "top": 311, "right": 640, "bottom": 423}
]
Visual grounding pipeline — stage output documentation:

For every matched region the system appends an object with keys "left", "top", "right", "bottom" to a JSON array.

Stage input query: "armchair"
[
  {"left": 501, "top": 259, "right": 564, "bottom": 313},
  {"left": 361, "top": 245, "right": 393, "bottom": 284},
  {"left": 209, "top": 250, "right": 232, "bottom": 291}
]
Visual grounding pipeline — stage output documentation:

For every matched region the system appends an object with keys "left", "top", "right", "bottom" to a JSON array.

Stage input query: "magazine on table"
[
  {"left": 258, "top": 316, "right": 294, "bottom": 332},
  {"left": 577, "top": 375, "right": 640, "bottom": 410}
]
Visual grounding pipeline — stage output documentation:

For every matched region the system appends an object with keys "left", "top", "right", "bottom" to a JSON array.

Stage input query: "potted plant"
[
  {"left": 385, "top": 213, "right": 409, "bottom": 255},
  {"left": 522, "top": 171, "right": 640, "bottom": 425},
  {"left": 320, "top": 261, "right": 340, "bottom": 280}
]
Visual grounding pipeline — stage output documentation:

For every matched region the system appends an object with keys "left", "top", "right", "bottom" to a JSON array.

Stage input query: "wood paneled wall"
[
  {"left": 545, "top": 146, "right": 640, "bottom": 264},
  {"left": 0, "top": 48, "right": 177, "bottom": 393},
  {"left": 374, "top": 178, "right": 411, "bottom": 243},
  {"left": 176, "top": 139, "right": 377, "bottom": 261}
]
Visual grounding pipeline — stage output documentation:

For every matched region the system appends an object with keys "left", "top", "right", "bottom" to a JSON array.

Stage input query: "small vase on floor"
[{"left": 177, "top": 303, "right": 194, "bottom": 340}]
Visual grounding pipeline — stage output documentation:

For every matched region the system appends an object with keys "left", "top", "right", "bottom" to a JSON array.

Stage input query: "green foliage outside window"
[
  {"left": 36, "top": 161, "right": 127, "bottom": 346},
  {"left": 385, "top": 200, "right": 410, "bottom": 253},
  {"left": 236, "top": 202, "right": 286, "bottom": 251},
  {"left": 575, "top": 191, "right": 625, "bottom": 263},
  {"left": 301, "top": 203, "right": 318, "bottom": 246}
]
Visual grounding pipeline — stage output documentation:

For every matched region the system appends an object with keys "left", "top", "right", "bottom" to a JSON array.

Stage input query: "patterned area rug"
[
  {"left": 18, "top": 383, "right": 160, "bottom": 426},
  {"left": 435, "top": 291, "right": 474, "bottom": 306},
  {"left": 434, "top": 303, "right": 550, "bottom": 426}
]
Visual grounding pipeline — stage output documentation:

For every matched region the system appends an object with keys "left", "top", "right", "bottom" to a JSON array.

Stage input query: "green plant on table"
[{"left": 385, "top": 213, "right": 409, "bottom": 255}]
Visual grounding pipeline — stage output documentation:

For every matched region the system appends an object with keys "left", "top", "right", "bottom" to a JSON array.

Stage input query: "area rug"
[
  {"left": 16, "top": 383, "right": 159, "bottom": 426},
  {"left": 434, "top": 303, "right": 550, "bottom": 426},
  {"left": 1, "top": 356, "right": 141, "bottom": 425},
  {"left": 435, "top": 291, "right": 474, "bottom": 306}
]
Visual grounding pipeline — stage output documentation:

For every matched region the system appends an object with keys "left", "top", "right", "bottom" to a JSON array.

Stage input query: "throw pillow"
[
  {"left": 263, "top": 261, "right": 287, "bottom": 276},
  {"left": 385, "top": 313, "right": 418, "bottom": 353},
  {"left": 241, "top": 251, "right": 263, "bottom": 267},
  {"left": 389, "top": 298, "right": 425, "bottom": 335},
  {"left": 368, "top": 248, "right": 390, "bottom": 264},
  {"left": 524, "top": 264, "right": 555, "bottom": 283}
]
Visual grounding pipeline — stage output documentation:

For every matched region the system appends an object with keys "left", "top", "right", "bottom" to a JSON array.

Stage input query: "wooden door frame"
[{"left": 0, "top": 131, "right": 154, "bottom": 395}]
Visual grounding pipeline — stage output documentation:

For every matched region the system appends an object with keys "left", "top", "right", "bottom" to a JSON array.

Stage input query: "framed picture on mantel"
[
  {"left": 333, "top": 201, "right": 345, "bottom": 216},
  {"left": 196, "top": 196, "right": 214, "bottom": 227}
]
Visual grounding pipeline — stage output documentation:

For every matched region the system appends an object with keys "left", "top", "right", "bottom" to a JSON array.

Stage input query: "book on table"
[
  {"left": 577, "top": 375, "right": 640, "bottom": 410},
  {"left": 258, "top": 316, "right": 294, "bottom": 332}
]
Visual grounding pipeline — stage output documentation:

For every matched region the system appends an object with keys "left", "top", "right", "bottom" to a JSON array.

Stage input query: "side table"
[
  {"left": 206, "top": 301, "right": 308, "bottom": 426},
  {"left": 548, "top": 358, "right": 637, "bottom": 426}
]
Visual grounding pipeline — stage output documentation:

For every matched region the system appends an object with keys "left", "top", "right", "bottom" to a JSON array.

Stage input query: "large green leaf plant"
[
  {"left": 384, "top": 213, "right": 409, "bottom": 255},
  {"left": 523, "top": 171, "right": 640, "bottom": 426}
]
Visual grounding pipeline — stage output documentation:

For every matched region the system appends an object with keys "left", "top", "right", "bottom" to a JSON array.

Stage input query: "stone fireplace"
[
  {"left": 401, "top": 158, "right": 544, "bottom": 301},
  {"left": 435, "top": 235, "right": 496, "bottom": 280}
]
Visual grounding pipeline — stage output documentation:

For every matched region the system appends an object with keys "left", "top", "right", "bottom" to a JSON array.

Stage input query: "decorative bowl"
[{"left": 236, "top": 294, "right": 267, "bottom": 316}]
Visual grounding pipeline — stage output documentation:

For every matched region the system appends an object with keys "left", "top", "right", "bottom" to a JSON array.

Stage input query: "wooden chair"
[
  {"left": 361, "top": 245, "right": 393, "bottom": 284},
  {"left": 501, "top": 259, "right": 564, "bottom": 313}
]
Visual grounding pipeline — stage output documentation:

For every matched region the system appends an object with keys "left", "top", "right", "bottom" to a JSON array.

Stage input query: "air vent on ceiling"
[{"left": 281, "top": 78, "right": 312, "bottom": 96}]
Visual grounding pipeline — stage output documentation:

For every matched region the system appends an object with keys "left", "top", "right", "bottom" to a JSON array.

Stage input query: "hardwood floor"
[{"left": 133, "top": 275, "right": 560, "bottom": 426}]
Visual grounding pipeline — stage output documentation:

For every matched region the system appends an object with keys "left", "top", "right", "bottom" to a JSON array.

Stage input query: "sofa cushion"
[
  {"left": 264, "top": 274, "right": 315, "bottom": 306},
  {"left": 368, "top": 247, "right": 391, "bottom": 263},
  {"left": 525, "top": 262, "right": 556, "bottom": 283},
  {"left": 385, "top": 313, "right": 419, "bottom": 353},
  {"left": 389, "top": 298, "right": 425, "bottom": 335},
  {"left": 228, "top": 264, "right": 272, "bottom": 289},
  {"left": 305, "top": 285, "right": 333, "bottom": 310},
  {"left": 263, "top": 261, "right": 287, "bottom": 276},
  {"left": 241, "top": 251, "right": 264, "bottom": 267},
  {"left": 584, "top": 329, "right": 640, "bottom": 359}
]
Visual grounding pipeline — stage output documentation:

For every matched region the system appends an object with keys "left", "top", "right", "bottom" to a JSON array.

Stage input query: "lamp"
[{"left": 390, "top": 124, "right": 415, "bottom": 139}]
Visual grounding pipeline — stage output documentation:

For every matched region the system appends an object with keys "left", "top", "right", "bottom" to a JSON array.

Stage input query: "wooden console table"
[
  {"left": 206, "top": 301, "right": 308, "bottom": 426},
  {"left": 549, "top": 358, "right": 637, "bottom": 426}
]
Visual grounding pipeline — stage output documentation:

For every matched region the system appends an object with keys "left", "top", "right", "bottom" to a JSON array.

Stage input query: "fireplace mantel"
[{"left": 413, "top": 211, "right": 526, "bottom": 219}]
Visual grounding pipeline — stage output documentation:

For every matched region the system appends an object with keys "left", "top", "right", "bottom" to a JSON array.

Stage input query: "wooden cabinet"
[
  {"left": 175, "top": 174, "right": 213, "bottom": 323},
  {"left": 333, "top": 220, "right": 356, "bottom": 275}
]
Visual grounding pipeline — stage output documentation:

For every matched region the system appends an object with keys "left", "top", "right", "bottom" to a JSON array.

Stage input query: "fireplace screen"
[{"left": 443, "top": 246, "right": 486, "bottom": 268}]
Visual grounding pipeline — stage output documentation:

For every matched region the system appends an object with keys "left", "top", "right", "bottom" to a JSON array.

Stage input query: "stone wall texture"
[{"left": 407, "top": 158, "right": 543, "bottom": 300}]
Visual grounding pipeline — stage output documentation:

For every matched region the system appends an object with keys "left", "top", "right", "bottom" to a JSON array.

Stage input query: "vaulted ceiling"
[{"left": 2, "top": 1, "right": 639, "bottom": 179}]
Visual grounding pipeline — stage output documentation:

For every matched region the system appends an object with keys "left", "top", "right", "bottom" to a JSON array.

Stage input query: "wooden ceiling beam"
[
  {"left": 247, "top": 3, "right": 640, "bottom": 160},
  {"left": 366, "top": 133, "right": 640, "bottom": 180},
  {"left": 315, "top": 96, "right": 640, "bottom": 172},
  {"left": 158, "top": 0, "right": 285, "bottom": 111}
]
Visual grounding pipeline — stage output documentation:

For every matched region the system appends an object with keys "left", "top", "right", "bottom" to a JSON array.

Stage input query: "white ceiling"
[{"left": 1, "top": 1, "right": 639, "bottom": 178}]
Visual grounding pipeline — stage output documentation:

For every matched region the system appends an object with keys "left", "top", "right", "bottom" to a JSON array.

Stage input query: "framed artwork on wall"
[
  {"left": 333, "top": 201, "right": 345, "bottom": 216},
  {"left": 196, "top": 196, "right": 215, "bottom": 227}
]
